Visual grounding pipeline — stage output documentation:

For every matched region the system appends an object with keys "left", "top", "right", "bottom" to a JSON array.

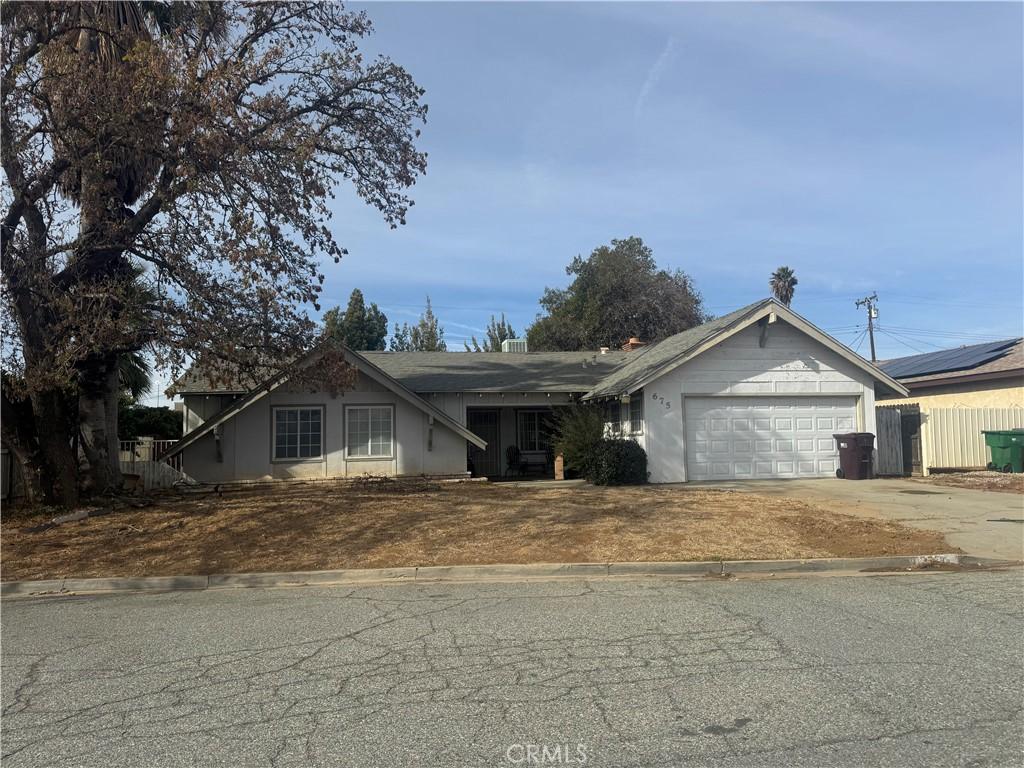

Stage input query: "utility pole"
[{"left": 855, "top": 292, "right": 879, "bottom": 362}]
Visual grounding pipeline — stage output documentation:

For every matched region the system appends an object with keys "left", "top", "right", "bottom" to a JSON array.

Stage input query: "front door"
[{"left": 467, "top": 409, "right": 500, "bottom": 477}]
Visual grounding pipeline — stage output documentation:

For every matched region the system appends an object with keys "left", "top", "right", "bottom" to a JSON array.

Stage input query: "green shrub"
[
  {"left": 552, "top": 404, "right": 605, "bottom": 478},
  {"left": 587, "top": 438, "right": 648, "bottom": 486},
  {"left": 119, "top": 403, "right": 182, "bottom": 440}
]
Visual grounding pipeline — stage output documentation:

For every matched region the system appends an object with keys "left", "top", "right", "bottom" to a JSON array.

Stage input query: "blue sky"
[{"left": 154, "top": 2, "right": 1024, "bottom": 401}]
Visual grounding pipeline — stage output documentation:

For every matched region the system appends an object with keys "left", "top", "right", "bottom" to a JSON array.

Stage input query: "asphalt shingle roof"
[
  {"left": 582, "top": 299, "right": 773, "bottom": 399},
  {"left": 168, "top": 368, "right": 258, "bottom": 395},
  {"left": 170, "top": 300, "right": 778, "bottom": 398},
  {"left": 360, "top": 351, "right": 630, "bottom": 393}
]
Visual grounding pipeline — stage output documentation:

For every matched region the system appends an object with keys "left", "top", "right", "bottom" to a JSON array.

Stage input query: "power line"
[
  {"left": 851, "top": 328, "right": 868, "bottom": 354},
  {"left": 875, "top": 327, "right": 945, "bottom": 350},
  {"left": 875, "top": 325, "right": 1014, "bottom": 342},
  {"left": 875, "top": 328, "right": 928, "bottom": 355}
]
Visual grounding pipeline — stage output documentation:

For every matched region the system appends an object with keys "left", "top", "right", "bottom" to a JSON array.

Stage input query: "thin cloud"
[{"left": 634, "top": 36, "right": 677, "bottom": 122}]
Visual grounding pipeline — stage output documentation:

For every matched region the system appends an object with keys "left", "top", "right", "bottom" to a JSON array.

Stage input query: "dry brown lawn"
[
  {"left": 916, "top": 471, "right": 1024, "bottom": 495},
  {"left": 0, "top": 481, "right": 954, "bottom": 581}
]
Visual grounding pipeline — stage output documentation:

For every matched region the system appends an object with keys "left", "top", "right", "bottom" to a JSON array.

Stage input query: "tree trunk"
[
  {"left": 30, "top": 389, "right": 79, "bottom": 508},
  {"left": 79, "top": 355, "right": 123, "bottom": 494}
]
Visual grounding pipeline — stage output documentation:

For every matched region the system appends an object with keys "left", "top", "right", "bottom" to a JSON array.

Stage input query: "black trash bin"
[{"left": 833, "top": 432, "right": 875, "bottom": 480}]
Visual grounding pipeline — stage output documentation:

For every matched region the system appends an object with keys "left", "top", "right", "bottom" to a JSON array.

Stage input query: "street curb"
[{"left": 2, "top": 553, "right": 1016, "bottom": 598}]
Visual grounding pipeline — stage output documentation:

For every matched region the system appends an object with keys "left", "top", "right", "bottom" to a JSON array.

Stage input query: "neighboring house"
[
  {"left": 874, "top": 339, "right": 1024, "bottom": 475},
  {"left": 877, "top": 338, "right": 1023, "bottom": 409},
  {"left": 163, "top": 299, "right": 907, "bottom": 484}
]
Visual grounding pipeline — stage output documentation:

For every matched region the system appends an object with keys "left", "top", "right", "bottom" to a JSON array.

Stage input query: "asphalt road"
[{"left": 2, "top": 572, "right": 1022, "bottom": 768}]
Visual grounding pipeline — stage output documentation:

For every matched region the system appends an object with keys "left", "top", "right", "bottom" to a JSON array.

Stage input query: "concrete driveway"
[{"left": 691, "top": 478, "right": 1024, "bottom": 561}]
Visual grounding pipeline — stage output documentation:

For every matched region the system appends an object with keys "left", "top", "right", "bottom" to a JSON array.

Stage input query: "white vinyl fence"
[
  {"left": 119, "top": 440, "right": 191, "bottom": 490},
  {"left": 923, "top": 408, "right": 1024, "bottom": 471}
]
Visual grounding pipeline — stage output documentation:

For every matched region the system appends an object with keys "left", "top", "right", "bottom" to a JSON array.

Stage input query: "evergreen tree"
[
  {"left": 465, "top": 314, "right": 518, "bottom": 352},
  {"left": 324, "top": 289, "right": 388, "bottom": 350},
  {"left": 526, "top": 237, "right": 706, "bottom": 351},
  {"left": 391, "top": 297, "right": 447, "bottom": 351},
  {"left": 389, "top": 322, "right": 412, "bottom": 351}
]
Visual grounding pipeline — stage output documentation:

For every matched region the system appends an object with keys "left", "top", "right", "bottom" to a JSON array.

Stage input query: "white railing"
[
  {"left": 119, "top": 439, "right": 188, "bottom": 489},
  {"left": 119, "top": 439, "right": 181, "bottom": 470}
]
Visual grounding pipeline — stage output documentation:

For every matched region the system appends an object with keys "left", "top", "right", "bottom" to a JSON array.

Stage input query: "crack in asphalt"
[{"left": 1, "top": 573, "right": 1021, "bottom": 767}]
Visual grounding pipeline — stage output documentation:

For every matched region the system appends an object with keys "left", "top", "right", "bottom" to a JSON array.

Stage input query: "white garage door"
[{"left": 685, "top": 396, "right": 857, "bottom": 481}]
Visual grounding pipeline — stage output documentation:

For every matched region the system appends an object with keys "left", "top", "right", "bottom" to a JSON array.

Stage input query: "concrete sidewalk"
[{"left": 691, "top": 478, "right": 1024, "bottom": 561}]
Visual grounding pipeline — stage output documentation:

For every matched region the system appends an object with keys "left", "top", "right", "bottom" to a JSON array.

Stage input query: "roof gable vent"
[{"left": 501, "top": 339, "right": 528, "bottom": 353}]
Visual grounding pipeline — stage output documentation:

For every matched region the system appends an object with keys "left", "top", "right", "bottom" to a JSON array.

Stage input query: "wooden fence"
[
  {"left": 874, "top": 406, "right": 904, "bottom": 476},
  {"left": 922, "top": 408, "right": 1024, "bottom": 471}
]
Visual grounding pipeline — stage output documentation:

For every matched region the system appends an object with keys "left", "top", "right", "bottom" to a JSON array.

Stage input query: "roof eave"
[
  {"left": 901, "top": 367, "right": 1024, "bottom": 389},
  {"left": 583, "top": 299, "right": 910, "bottom": 400},
  {"left": 582, "top": 299, "right": 774, "bottom": 400},
  {"left": 347, "top": 349, "right": 487, "bottom": 450},
  {"left": 160, "top": 342, "right": 487, "bottom": 461}
]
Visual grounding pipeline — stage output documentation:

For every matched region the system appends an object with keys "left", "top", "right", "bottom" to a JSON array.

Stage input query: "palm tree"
[
  {"left": 769, "top": 266, "right": 798, "bottom": 307},
  {"left": 119, "top": 352, "right": 152, "bottom": 402},
  {"left": 50, "top": 2, "right": 225, "bottom": 207},
  {"left": 46, "top": 3, "right": 222, "bottom": 492}
]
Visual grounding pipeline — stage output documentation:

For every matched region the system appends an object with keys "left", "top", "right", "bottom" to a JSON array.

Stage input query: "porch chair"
[{"left": 505, "top": 446, "right": 526, "bottom": 478}]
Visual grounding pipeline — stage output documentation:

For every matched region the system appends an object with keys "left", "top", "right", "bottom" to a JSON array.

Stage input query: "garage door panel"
[{"left": 686, "top": 396, "right": 857, "bottom": 481}]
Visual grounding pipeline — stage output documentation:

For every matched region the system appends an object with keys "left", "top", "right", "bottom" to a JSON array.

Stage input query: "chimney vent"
[{"left": 621, "top": 337, "right": 647, "bottom": 352}]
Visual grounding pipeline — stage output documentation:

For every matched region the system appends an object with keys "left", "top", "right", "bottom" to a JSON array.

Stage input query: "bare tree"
[{"left": 1, "top": 2, "right": 427, "bottom": 504}]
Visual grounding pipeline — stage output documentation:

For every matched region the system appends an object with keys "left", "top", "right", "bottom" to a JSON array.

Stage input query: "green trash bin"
[{"left": 982, "top": 429, "right": 1024, "bottom": 473}]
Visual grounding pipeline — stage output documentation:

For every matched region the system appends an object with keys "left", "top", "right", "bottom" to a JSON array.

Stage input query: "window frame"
[
  {"left": 516, "top": 410, "right": 546, "bottom": 452},
  {"left": 271, "top": 405, "right": 325, "bottom": 463},
  {"left": 629, "top": 395, "right": 644, "bottom": 435},
  {"left": 344, "top": 404, "right": 396, "bottom": 460},
  {"left": 606, "top": 400, "right": 622, "bottom": 436}
]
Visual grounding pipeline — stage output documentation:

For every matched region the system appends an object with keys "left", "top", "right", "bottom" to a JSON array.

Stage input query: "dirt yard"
[
  {"left": 0, "top": 481, "right": 955, "bottom": 581},
  {"left": 917, "top": 471, "right": 1024, "bottom": 495}
]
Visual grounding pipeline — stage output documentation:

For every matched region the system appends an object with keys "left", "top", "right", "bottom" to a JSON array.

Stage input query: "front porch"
[{"left": 466, "top": 405, "right": 565, "bottom": 480}]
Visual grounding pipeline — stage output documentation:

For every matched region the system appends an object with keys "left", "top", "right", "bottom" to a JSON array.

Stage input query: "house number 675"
[{"left": 651, "top": 392, "right": 671, "bottom": 410}]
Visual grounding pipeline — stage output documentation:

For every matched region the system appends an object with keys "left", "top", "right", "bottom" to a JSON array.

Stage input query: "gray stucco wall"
[
  {"left": 641, "top": 320, "right": 878, "bottom": 483},
  {"left": 180, "top": 372, "right": 469, "bottom": 483},
  {"left": 181, "top": 394, "right": 239, "bottom": 433}
]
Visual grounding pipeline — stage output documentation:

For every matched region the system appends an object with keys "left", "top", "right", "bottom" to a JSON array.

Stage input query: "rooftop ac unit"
[{"left": 501, "top": 339, "right": 528, "bottom": 353}]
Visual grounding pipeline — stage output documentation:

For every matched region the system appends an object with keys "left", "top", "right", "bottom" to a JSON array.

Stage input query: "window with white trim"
[
  {"left": 629, "top": 395, "right": 643, "bottom": 435},
  {"left": 273, "top": 407, "right": 323, "bottom": 460},
  {"left": 517, "top": 411, "right": 542, "bottom": 451},
  {"left": 347, "top": 406, "right": 394, "bottom": 458},
  {"left": 606, "top": 401, "right": 621, "bottom": 435}
]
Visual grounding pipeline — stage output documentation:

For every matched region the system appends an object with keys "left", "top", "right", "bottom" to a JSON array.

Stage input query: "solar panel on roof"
[{"left": 880, "top": 339, "right": 1018, "bottom": 379}]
